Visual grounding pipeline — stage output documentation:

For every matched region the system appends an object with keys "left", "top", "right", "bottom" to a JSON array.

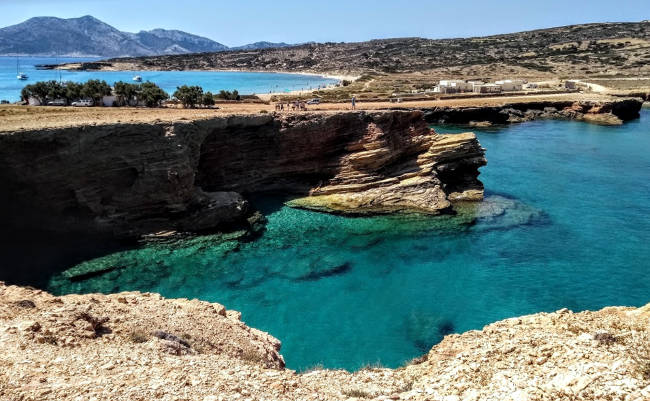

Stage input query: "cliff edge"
[
  {"left": 1, "top": 283, "right": 649, "bottom": 400},
  {"left": 0, "top": 111, "right": 486, "bottom": 238}
]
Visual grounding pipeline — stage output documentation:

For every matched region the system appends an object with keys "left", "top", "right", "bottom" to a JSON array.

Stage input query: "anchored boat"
[{"left": 16, "top": 57, "right": 28, "bottom": 80}]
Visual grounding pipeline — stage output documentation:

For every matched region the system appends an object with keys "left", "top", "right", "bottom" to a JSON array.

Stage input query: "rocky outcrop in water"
[
  {"left": 421, "top": 98, "right": 643, "bottom": 126},
  {"left": 1, "top": 282, "right": 649, "bottom": 400},
  {"left": 0, "top": 111, "right": 485, "bottom": 239}
]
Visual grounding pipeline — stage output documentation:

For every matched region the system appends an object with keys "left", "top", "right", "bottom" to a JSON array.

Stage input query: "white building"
[
  {"left": 495, "top": 79, "right": 524, "bottom": 91},
  {"left": 438, "top": 80, "right": 474, "bottom": 93}
]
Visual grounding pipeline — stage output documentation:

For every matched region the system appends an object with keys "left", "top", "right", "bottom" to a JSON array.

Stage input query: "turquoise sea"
[
  {"left": 0, "top": 57, "right": 338, "bottom": 102},
  {"left": 32, "top": 109, "right": 650, "bottom": 371}
]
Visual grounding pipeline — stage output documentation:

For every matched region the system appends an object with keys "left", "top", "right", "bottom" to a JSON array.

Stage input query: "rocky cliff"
[
  {"left": 0, "top": 111, "right": 485, "bottom": 239},
  {"left": 421, "top": 98, "right": 644, "bottom": 126},
  {"left": 1, "top": 282, "right": 649, "bottom": 400}
]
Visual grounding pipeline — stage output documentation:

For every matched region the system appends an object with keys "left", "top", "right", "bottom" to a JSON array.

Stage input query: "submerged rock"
[
  {"left": 453, "top": 194, "right": 546, "bottom": 231},
  {"left": 294, "top": 262, "right": 353, "bottom": 281},
  {"left": 405, "top": 311, "right": 456, "bottom": 353}
]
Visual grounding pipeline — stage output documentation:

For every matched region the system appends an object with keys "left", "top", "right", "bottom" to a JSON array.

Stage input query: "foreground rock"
[
  {"left": 1, "top": 282, "right": 649, "bottom": 400},
  {"left": 0, "top": 111, "right": 485, "bottom": 238},
  {"left": 421, "top": 98, "right": 643, "bottom": 126}
]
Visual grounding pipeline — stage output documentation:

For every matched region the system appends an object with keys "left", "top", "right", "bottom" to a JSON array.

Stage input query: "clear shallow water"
[
  {"left": 0, "top": 56, "right": 337, "bottom": 102},
  {"left": 47, "top": 111, "right": 650, "bottom": 371}
]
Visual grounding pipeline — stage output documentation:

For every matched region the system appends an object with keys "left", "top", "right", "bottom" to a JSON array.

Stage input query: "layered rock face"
[
  {"left": 0, "top": 111, "right": 485, "bottom": 238},
  {"left": 197, "top": 112, "right": 486, "bottom": 215},
  {"left": 422, "top": 98, "right": 644, "bottom": 126},
  {"left": 2, "top": 282, "right": 649, "bottom": 401}
]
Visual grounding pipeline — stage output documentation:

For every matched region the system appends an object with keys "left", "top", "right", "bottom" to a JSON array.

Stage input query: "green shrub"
[
  {"left": 139, "top": 82, "right": 168, "bottom": 107},
  {"left": 216, "top": 89, "right": 240, "bottom": 101},
  {"left": 81, "top": 79, "right": 112, "bottom": 105},
  {"left": 202, "top": 91, "right": 215, "bottom": 106},
  {"left": 173, "top": 85, "right": 203, "bottom": 108}
]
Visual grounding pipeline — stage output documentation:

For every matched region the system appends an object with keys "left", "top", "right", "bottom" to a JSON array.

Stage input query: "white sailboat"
[
  {"left": 132, "top": 75, "right": 142, "bottom": 82},
  {"left": 16, "top": 57, "right": 28, "bottom": 80}
]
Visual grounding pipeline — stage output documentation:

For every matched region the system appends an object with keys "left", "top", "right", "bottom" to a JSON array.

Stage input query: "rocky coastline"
[
  {"left": 417, "top": 98, "right": 644, "bottom": 126},
  {"left": 2, "top": 282, "right": 649, "bottom": 401},
  {"left": 0, "top": 111, "right": 485, "bottom": 240}
]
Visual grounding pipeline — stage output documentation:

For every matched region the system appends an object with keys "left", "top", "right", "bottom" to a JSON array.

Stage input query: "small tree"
[
  {"left": 173, "top": 85, "right": 203, "bottom": 108},
  {"left": 81, "top": 79, "right": 112, "bottom": 105},
  {"left": 114, "top": 81, "right": 140, "bottom": 106},
  {"left": 64, "top": 82, "right": 84, "bottom": 103},
  {"left": 202, "top": 91, "right": 215, "bottom": 107},
  {"left": 139, "top": 82, "right": 168, "bottom": 107},
  {"left": 45, "top": 81, "right": 66, "bottom": 103},
  {"left": 21, "top": 81, "right": 50, "bottom": 104},
  {"left": 216, "top": 89, "right": 240, "bottom": 101}
]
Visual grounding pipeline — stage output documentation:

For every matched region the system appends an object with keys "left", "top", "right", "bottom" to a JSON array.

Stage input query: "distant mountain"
[
  {"left": 0, "top": 16, "right": 291, "bottom": 57},
  {"left": 231, "top": 41, "right": 292, "bottom": 51}
]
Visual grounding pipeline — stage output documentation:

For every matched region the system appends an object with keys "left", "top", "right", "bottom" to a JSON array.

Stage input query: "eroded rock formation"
[
  {"left": 1, "top": 282, "right": 649, "bottom": 400},
  {"left": 0, "top": 111, "right": 485, "bottom": 238},
  {"left": 421, "top": 98, "right": 643, "bottom": 126}
]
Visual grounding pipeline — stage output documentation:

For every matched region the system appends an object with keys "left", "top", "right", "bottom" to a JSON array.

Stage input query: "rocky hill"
[
  {"left": 231, "top": 41, "right": 292, "bottom": 51},
  {"left": 0, "top": 16, "right": 291, "bottom": 57},
  {"left": 1, "top": 281, "right": 649, "bottom": 400},
  {"left": 72, "top": 21, "right": 650, "bottom": 77}
]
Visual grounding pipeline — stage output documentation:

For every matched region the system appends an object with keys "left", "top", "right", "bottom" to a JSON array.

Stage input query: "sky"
[{"left": 1, "top": 0, "right": 649, "bottom": 46}]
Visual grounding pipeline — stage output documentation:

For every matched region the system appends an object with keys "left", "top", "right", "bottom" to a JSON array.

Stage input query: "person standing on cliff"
[{"left": 351, "top": 96, "right": 356, "bottom": 110}]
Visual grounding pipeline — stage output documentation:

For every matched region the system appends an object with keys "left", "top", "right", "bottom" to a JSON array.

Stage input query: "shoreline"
[
  {"left": 44, "top": 61, "right": 359, "bottom": 98},
  {"left": 49, "top": 61, "right": 360, "bottom": 82}
]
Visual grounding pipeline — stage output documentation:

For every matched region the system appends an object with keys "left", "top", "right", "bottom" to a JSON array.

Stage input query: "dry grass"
[
  {"left": 128, "top": 330, "right": 149, "bottom": 344},
  {"left": 240, "top": 348, "right": 265, "bottom": 364},
  {"left": 341, "top": 388, "right": 372, "bottom": 398}
]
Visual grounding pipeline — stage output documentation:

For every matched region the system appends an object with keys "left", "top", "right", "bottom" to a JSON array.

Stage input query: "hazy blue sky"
[{"left": 1, "top": 0, "right": 649, "bottom": 46}]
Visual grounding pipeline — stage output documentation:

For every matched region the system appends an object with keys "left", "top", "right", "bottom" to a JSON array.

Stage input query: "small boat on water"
[
  {"left": 132, "top": 75, "right": 142, "bottom": 82},
  {"left": 16, "top": 57, "right": 28, "bottom": 80}
]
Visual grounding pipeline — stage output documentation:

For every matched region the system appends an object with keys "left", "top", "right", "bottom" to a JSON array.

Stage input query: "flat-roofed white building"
[
  {"left": 495, "top": 79, "right": 524, "bottom": 91},
  {"left": 439, "top": 80, "right": 473, "bottom": 93}
]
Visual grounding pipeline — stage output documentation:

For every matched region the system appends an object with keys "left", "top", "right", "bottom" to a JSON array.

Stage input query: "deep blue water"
[
  {"left": 0, "top": 56, "right": 337, "bottom": 102},
  {"left": 47, "top": 110, "right": 650, "bottom": 371}
]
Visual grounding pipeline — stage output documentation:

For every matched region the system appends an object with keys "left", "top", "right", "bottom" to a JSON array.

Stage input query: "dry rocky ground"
[{"left": 2, "top": 282, "right": 650, "bottom": 401}]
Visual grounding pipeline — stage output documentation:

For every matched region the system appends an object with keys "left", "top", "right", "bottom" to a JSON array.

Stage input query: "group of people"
[
  {"left": 273, "top": 96, "right": 358, "bottom": 112},
  {"left": 274, "top": 101, "right": 308, "bottom": 112}
]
